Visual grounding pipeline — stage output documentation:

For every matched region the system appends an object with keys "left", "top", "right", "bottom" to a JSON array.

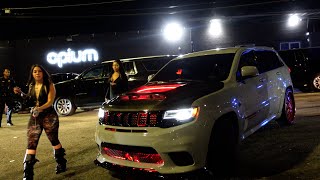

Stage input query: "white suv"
[{"left": 95, "top": 46, "right": 295, "bottom": 177}]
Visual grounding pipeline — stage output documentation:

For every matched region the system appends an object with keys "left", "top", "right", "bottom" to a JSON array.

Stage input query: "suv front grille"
[{"left": 101, "top": 111, "right": 163, "bottom": 127}]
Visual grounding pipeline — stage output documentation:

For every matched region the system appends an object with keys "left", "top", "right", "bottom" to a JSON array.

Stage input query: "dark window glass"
[
  {"left": 294, "top": 50, "right": 308, "bottom": 69},
  {"left": 238, "top": 50, "right": 257, "bottom": 68},
  {"left": 255, "top": 50, "right": 283, "bottom": 73},
  {"left": 278, "top": 50, "right": 296, "bottom": 68},
  {"left": 255, "top": 50, "right": 284, "bottom": 72},
  {"left": 51, "top": 75, "right": 63, "bottom": 83},
  {"left": 141, "top": 57, "right": 172, "bottom": 71},
  {"left": 83, "top": 66, "right": 104, "bottom": 79},
  {"left": 51, "top": 73, "right": 78, "bottom": 83},
  {"left": 152, "top": 54, "right": 235, "bottom": 82},
  {"left": 123, "top": 62, "right": 135, "bottom": 75}
]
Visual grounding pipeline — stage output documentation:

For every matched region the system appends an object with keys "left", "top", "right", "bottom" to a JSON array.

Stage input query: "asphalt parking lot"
[{"left": 1, "top": 92, "right": 320, "bottom": 179}]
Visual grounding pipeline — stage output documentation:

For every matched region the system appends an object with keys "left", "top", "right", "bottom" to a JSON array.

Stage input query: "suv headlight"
[{"left": 163, "top": 107, "right": 199, "bottom": 122}]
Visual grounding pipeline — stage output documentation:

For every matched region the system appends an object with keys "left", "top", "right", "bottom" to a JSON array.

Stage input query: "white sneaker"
[{"left": 7, "top": 123, "right": 13, "bottom": 126}]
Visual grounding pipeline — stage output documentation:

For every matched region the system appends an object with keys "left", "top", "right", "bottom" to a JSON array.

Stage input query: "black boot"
[
  {"left": 23, "top": 154, "right": 39, "bottom": 180},
  {"left": 54, "top": 148, "right": 67, "bottom": 174}
]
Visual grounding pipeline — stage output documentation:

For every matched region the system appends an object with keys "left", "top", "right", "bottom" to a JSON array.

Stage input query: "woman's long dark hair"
[
  {"left": 27, "top": 64, "right": 52, "bottom": 92},
  {"left": 110, "top": 60, "right": 127, "bottom": 80}
]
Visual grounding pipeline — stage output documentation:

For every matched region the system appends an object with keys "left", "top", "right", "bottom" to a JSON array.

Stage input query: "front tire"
[
  {"left": 54, "top": 97, "right": 76, "bottom": 116},
  {"left": 206, "top": 115, "right": 239, "bottom": 177}
]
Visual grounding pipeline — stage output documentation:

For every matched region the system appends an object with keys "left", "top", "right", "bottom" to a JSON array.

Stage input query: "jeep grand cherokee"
[{"left": 95, "top": 47, "right": 295, "bottom": 176}]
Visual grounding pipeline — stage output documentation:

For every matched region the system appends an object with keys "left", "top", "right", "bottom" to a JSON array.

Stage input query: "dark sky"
[{"left": 1, "top": 0, "right": 320, "bottom": 40}]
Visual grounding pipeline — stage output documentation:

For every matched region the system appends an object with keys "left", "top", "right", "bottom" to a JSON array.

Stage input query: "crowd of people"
[{"left": 1, "top": 60, "right": 129, "bottom": 180}]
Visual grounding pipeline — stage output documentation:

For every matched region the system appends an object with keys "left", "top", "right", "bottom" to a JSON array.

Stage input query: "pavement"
[{"left": 0, "top": 92, "right": 320, "bottom": 179}]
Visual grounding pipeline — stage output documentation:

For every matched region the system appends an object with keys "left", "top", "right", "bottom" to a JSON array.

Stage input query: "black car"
[
  {"left": 278, "top": 47, "right": 320, "bottom": 91},
  {"left": 51, "top": 73, "right": 79, "bottom": 83},
  {"left": 54, "top": 55, "right": 176, "bottom": 116}
]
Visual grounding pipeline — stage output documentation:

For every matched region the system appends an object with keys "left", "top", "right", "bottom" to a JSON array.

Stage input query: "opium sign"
[{"left": 47, "top": 48, "right": 99, "bottom": 68}]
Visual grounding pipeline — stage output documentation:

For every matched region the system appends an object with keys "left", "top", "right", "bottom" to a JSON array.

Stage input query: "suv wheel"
[
  {"left": 54, "top": 97, "right": 76, "bottom": 116},
  {"left": 312, "top": 73, "right": 320, "bottom": 91},
  {"left": 13, "top": 100, "right": 23, "bottom": 112},
  {"left": 206, "top": 116, "right": 238, "bottom": 176},
  {"left": 277, "top": 88, "right": 295, "bottom": 126}
]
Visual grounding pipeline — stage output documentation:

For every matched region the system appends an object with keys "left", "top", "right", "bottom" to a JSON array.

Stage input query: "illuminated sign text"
[{"left": 47, "top": 48, "right": 99, "bottom": 68}]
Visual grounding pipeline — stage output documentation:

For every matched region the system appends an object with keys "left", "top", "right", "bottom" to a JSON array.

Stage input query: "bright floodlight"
[
  {"left": 288, "top": 14, "right": 301, "bottom": 27},
  {"left": 208, "top": 19, "right": 223, "bottom": 37},
  {"left": 163, "top": 23, "right": 184, "bottom": 42}
]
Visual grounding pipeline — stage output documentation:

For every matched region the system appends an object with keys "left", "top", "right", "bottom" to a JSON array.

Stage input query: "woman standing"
[
  {"left": 18, "top": 64, "right": 67, "bottom": 179},
  {"left": 105, "top": 60, "right": 128, "bottom": 101}
]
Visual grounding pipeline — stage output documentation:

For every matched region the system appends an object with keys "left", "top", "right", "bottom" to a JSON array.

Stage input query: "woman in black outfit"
[
  {"left": 105, "top": 60, "right": 128, "bottom": 101},
  {"left": 17, "top": 64, "right": 67, "bottom": 179}
]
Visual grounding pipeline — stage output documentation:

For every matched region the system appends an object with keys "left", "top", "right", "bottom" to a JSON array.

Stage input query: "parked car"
[
  {"left": 54, "top": 55, "right": 176, "bottom": 116},
  {"left": 278, "top": 47, "right": 320, "bottom": 91},
  {"left": 51, "top": 73, "right": 79, "bottom": 83},
  {"left": 3, "top": 94, "right": 26, "bottom": 114},
  {"left": 95, "top": 46, "right": 295, "bottom": 176}
]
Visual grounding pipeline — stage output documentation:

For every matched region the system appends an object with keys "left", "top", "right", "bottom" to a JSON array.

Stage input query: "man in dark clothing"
[{"left": 0, "top": 68, "right": 17, "bottom": 127}]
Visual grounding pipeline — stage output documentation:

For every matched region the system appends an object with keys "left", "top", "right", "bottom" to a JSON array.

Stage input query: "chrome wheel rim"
[
  {"left": 56, "top": 98, "right": 73, "bottom": 115},
  {"left": 14, "top": 101, "right": 22, "bottom": 112},
  {"left": 313, "top": 75, "right": 320, "bottom": 90}
]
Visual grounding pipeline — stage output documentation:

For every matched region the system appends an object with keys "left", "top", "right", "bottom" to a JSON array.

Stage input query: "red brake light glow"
[{"left": 132, "top": 84, "right": 185, "bottom": 94}]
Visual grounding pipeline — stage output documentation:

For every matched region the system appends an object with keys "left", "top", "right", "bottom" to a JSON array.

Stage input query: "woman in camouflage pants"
[{"left": 18, "top": 64, "right": 67, "bottom": 180}]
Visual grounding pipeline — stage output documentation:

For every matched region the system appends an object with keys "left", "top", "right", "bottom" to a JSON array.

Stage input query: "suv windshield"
[{"left": 151, "top": 53, "right": 235, "bottom": 82}]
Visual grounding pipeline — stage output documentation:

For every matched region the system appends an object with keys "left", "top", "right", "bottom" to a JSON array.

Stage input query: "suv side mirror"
[
  {"left": 241, "top": 66, "right": 259, "bottom": 78},
  {"left": 147, "top": 74, "right": 155, "bottom": 81}
]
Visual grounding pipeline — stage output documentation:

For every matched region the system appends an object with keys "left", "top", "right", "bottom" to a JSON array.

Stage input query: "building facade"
[{"left": 0, "top": 18, "right": 314, "bottom": 86}]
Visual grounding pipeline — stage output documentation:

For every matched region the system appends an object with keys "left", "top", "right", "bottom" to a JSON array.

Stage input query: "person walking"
[
  {"left": 0, "top": 68, "right": 17, "bottom": 127},
  {"left": 105, "top": 60, "right": 128, "bottom": 101},
  {"left": 17, "top": 64, "right": 67, "bottom": 179}
]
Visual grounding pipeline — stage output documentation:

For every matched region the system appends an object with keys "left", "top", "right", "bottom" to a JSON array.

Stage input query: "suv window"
[
  {"left": 142, "top": 58, "right": 171, "bottom": 71},
  {"left": 82, "top": 66, "right": 105, "bottom": 79},
  {"left": 123, "top": 62, "right": 136, "bottom": 75},
  {"left": 238, "top": 50, "right": 257, "bottom": 67},
  {"left": 152, "top": 54, "right": 235, "bottom": 82},
  {"left": 278, "top": 50, "right": 295, "bottom": 67},
  {"left": 295, "top": 50, "right": 308, "bottom": 69},
  {"left": 255, "top": 50, "right": 284, "bottom": 73},
  {"left": 105, "top": 61, "right": 136, "bottom": 76}
]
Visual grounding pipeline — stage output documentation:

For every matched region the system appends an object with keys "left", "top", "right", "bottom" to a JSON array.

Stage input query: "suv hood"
[{"left": 103, "top": 81, "right": 224, "bottom": 110}]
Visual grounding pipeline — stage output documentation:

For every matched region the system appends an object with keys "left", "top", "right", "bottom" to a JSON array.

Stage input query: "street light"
[
  {"left": 163, "top": 22, "right": 184, "bottom": 42},
  {"left": 287, "top": 14, "right": 301, "bottom": 27},
  {"left": 208, "top": 19, "right": 223, "bottom": 37}
]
